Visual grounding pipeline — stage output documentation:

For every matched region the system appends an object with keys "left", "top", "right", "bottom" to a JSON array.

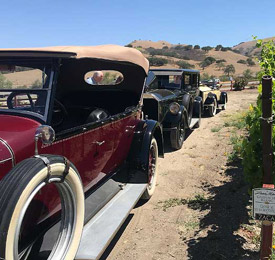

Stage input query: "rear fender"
[
  {"left": 128, "top": 120, "right": 164, "bottom": 171},
  {"left": 219, "top": 92, "right": 228, "bottom": 104},
  {"left": 193, "top": 96, "right": 202, "bottom": 118},
  {"left": 204, "top": 93, "right": 217, "bottom": 105}
]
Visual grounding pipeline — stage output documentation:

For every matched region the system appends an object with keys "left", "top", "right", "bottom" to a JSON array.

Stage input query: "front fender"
[
  {"left": 127, "top": 119, "right": 164, "bottom": 171},
  {"left": 163, "top": 106, "right": 188, "bottom": 129}
]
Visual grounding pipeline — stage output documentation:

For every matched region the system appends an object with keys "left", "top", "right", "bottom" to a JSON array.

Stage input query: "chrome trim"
[
  {"left": 0, "top": 157, "right": 12, "bottom": 164},
  {"left": 0, "top": 138, "right": 16, "bottom": 166},
  {"left": 163, "top": 127, "right": 177, "bottom": 131}
]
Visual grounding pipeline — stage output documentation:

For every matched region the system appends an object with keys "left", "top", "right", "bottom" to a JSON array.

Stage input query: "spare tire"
[{"left": 0, "top": 155, "right": 85, "bottom": 260}]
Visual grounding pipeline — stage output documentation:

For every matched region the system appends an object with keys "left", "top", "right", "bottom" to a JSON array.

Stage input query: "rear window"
[{"left": 84, "top": 70, "right": 124, "bottom": 86}]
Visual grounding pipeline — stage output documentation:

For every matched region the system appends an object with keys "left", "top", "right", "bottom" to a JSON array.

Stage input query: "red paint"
[
  {"left": 0, "top": 112, "right": 139, "bottom": 243},
  {"left": 263, "top": 184, "right": 274, "bottom": 189},
  {"left": 0, "top": 115, "right": 41, "bottom": 179}
]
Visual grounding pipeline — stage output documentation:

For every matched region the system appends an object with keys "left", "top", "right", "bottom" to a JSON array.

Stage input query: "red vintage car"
[{"left": 0, "top": 45, "right": 164, "bottom": 260}]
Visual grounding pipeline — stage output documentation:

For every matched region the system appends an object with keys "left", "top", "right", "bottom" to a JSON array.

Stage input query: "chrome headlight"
[{"left": 169, "top": 102, "right": 180, "bottom": 115}]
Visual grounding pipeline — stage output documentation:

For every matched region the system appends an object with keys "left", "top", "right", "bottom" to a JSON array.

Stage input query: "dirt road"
[{"left": 102, "top": 89, "right": 259, "bottom": 260}]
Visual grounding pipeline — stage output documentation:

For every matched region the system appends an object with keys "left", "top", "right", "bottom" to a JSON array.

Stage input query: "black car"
[{"left": 143, "top": 69, "right": 202, "bottom": 150}]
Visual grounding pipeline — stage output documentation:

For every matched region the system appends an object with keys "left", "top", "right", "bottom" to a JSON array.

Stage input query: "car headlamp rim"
[{"left": 169, "top": 102, "right": 180, "bottom": 115}]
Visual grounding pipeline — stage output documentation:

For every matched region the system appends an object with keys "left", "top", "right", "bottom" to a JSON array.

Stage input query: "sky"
[{"left": 1, "top": 0, "right": 274, "bottom": 48}]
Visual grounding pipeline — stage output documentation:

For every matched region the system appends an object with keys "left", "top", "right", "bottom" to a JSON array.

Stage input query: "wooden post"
[{"left": 260, "top": 75, "right": 273, "bottom": 260}]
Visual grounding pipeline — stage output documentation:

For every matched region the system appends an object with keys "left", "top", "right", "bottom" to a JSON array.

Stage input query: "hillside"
[
  {"left": 129, "top": 40, "right": 261, "bottom": 79},
  {"left": 233, "top": 36, "right": 275, "bottom": 56}
]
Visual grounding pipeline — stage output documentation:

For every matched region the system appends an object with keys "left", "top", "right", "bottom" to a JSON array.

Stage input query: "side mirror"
[{"left": 34, "top": 125, "right": 55, "bottom": 155}]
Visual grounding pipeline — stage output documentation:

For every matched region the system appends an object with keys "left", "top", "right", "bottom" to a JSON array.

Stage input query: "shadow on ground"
[{"left": 187, "top": 159, "right": 259, "bottom": 260}]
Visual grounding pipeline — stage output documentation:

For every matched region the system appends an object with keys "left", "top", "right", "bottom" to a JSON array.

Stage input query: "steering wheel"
[
  {"left": 7, "top": 92, "right": 35, "bottom": 111},
  {"left": 52, "top": 99, "right": 69, "bottom": 127}
]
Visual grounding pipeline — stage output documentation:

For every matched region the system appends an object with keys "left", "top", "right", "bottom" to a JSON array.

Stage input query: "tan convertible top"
[{"left": 0, "top": 45, "right": 149, "bottom": 74}]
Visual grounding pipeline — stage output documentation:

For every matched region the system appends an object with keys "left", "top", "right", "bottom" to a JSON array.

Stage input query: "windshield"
[
  {"left": 147, "top": 74, "right": 181, "bottom": 90},
  {"left": 0, "top": 60, "right": 55, "bottom": 121}
]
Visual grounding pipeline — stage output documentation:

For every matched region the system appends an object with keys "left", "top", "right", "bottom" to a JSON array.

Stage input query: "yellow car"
[{"left": 199, "top": 85, "right": 227, "bottom": 116}]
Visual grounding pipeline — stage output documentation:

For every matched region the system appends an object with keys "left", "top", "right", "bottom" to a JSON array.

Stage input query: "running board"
[
  {"left": 75, "top": 183, "right": 147, "bottom": 260},
  {"left": 189, "top": 118, "right": 199, "bottom": 129}
]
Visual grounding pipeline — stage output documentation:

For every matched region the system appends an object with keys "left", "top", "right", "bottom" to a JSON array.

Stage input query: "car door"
[
  {"left": 81, "top": 121, "right": 114, "bottom": 191},
  {"left": 105, "top": 111, "right": 139, "bottom": 173}
]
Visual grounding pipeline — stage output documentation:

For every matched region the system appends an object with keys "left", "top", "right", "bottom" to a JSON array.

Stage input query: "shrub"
[
  {"left": 221, "top": 47, "right": 232, "bottom": 51},
  {"left": 224, "top": 64, "right": 235, "bottom": 76},
  {"left": 239, "top": 38, "right": 275, "bottom": 189},
  {"left": 194, "top": 45, "right": 200, "bottom": 49},
  {"left": 232, "top": 49, "right": 241, "bottom": 54},
  {"left": 183, "top": 45, "right": 193, "bottom": 51},
  {"left": 176, "top": 60, "right": 195, "bottom": 69},
  {"left": 247, "top": 57, "right": 256, "bottom": 66},
  {"left": 204, "top": 56, "right": 216, "bottom": 64},
  {"left": 216, "top": 59, "right": 226, "bottom": 63},
  {"left": 125, "top": 44, "right": 133, "bottom": 47},
  {"left": 199, "top": 59, "right": 212, "bottom": 69},
  {"left": 237, "top": 59, "right": 247, "bottom": 64},
  {"left": 148, "top": 57, "right": 168, "bottom": 66},
  {"left": 0, "top": 73, "right": 12, "bottom": 88},
  {"left": 233, "top": 76, "right": 248, "bottom": 90},
  {"left": 181, "top": 56, "right": 190, "bottom": 60},
  {"left": 174, "top": 45, "right": 185, "bottom": 50},
  {"left": 215, "top": 44, "right": 223, "bottom": 51},
  {"left": 201, "top": 46, "right": 213, "bottom": 52},
  {"left": 243, "top": 69, "right": 253, "bottom": 80}
]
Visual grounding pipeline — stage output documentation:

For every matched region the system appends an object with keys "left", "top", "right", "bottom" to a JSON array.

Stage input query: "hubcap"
[{"left": 179, "top": 123, "right": 184, "bottom": 143}]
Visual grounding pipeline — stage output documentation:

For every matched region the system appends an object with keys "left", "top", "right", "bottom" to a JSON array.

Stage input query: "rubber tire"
[
  {"left": 222, "top": 101, "right": 227, "bottom": 110},
  {"left": 193, "top": 100, "right": 201, "bottom": 129},
  {"left": 0, "top": 155, "right": 85, "bottom": 260},
  {"left": 141, "top": 138, "right": 158, "bottom": 200},
  {"left": 208, "top": 98, "right": 217, "bottom": 117},
  {"left": 170, "top": 121, "right": 185, "bottom": 150}
]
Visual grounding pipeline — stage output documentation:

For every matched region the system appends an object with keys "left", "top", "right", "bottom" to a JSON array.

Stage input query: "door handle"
[
  {"left": 127, "top": 125, "right": 135, "bottom": 129},
  {"left": 93, "top": 141, "right": 105, "bottom": 146}
]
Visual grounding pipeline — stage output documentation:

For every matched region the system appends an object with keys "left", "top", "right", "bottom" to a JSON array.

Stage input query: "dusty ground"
[{"left": 101, "top": 88, "right": 260, "bottom": 260}]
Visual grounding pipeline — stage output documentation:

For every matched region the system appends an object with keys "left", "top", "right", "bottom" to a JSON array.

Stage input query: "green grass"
[
  {"left": 158, "top": 198, "right": 187, "bottom": 211},
  {"left": 158, "top": 194, "right": 209, "bottom": 211},
  {"left": 211, "top": 126, "right": 222, "bottom": 132},
  {"left": 223, "top": 112, "right": 247, "bottom": 162},
  {"left": 187, "top": 194, "right": 209, "bottom": 210},
  {"left": 223, "top": 113, "right": 247, "bottom": 129},
  {"left": 228, "top": 134, "right": 243, "bottom": 162},
  {"left": 184, "top": 220, "right": 200, "bottom": 231}
]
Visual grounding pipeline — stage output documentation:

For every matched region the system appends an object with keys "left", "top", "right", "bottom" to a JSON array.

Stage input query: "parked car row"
[
  {"left": 144, "top": 69, "right": 228, "bottom": 149},
  {"left": 0, "top": 46, "right": 227, "bottom": 260}
]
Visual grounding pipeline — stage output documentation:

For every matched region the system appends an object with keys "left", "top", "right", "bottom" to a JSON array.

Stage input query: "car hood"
[
  {"left": 144, "top": 89, "right": 177, "bottom": 102},
  {"left": 199, "top": 86, "right": 212, "bottom": 92},
  {"left": 0, "top": 115, "right": 41, "bottom": 177}
]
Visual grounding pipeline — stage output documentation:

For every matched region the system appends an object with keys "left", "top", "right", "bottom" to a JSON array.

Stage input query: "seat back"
[{"left": 85, "top": 108, "right": 109, "bottom": 124}]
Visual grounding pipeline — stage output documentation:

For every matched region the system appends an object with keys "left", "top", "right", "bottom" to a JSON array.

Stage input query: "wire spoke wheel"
[
  {"left": 209, "top": 99, "right": 217, "bottom": 117},
  {"left": 141, "top": 138, "right": 158, "bottom": 200}
]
